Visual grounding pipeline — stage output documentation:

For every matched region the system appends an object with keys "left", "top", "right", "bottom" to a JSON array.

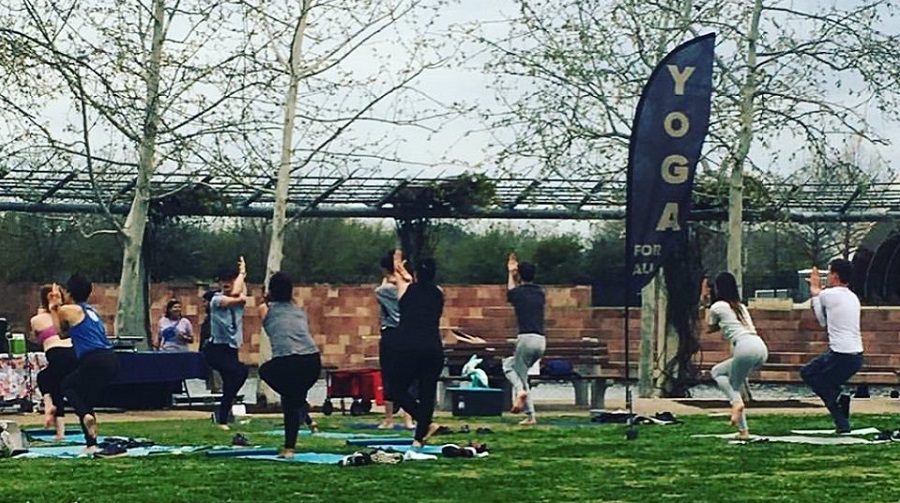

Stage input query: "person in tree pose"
[
  {"left": 503, "top": 253, "right": 546, "bottom": 426},
  {"left": 375, "top": 249, "right": 415, "bottom": 430},
  {"left": 257, "top": 271, "right": 322, "bottom": 458},
  {"left": 30, "top": 285, "right": 78, "bottom": 441},
  {"left": 47, "top": 275, "right": 119, "bottom": 453},
  {"left": 389, "top": 255, "right": 443, "bottom": 448},
  {"left": 204, "top": 257, "right": 249, "bottom": 430}
]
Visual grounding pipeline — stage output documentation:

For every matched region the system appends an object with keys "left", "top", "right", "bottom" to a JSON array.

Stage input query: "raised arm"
[
  {"left": 507, "top": 252, "right": 520, "bottom": 290},
  {"left": 700, "top": 278, "right": 720, "bottom": 333},
  {"left": 46, "top": 283, "right": 82, "bottom": 339},
  {"left": 808, "top": 266, "right": 827, "bottom": 327},
  {"left": 393, "top": 249, "right": 413, "bottom": 298},
  {"left": 218, "top": 256, "right": 248, "bottom": 308}
]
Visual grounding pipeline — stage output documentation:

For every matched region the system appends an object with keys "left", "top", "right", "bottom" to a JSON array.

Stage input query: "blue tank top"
[{"left": 68, "top": 303, "right": 112, "bottom": 358}]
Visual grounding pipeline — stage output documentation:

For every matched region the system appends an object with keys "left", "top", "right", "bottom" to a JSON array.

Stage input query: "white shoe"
[{"left": 402, "top": 449, "right": 437, "bottom": 461}]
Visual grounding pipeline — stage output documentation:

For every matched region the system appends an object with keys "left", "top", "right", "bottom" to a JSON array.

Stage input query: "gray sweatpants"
[
  {"left": 711, "top": 335, "right": 768, "bottom": 432},
  {"left": 502, "top": 333, "right": 546, "bottom": 418}
]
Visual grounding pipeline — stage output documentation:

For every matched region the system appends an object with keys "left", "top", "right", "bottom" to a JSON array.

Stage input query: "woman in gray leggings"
[{"left": 702, "top": 272, "right": 769, "bottom": 439}]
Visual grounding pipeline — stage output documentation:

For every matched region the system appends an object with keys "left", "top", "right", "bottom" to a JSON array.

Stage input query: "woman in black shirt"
[{"left": 391, "top": 256, "right": 444, "bottom": 448}]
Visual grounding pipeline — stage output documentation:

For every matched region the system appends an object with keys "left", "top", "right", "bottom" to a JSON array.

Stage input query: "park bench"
[{"left": 440, "top": 329, "right": 614, "bottom": 409}]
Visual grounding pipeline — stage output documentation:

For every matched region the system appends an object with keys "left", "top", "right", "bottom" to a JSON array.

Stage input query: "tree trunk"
[
  {"left": 638, "top": 277, "right": 658, "bottom": 398},
  {"left": 261, "top": 2, "right": 312, "bottom": 405},
  {"left": 727, "top": 0, "right": 763, "bottom": 293},
  {"left": 114, "top": 0, "right": 164, "bottom": 339}
]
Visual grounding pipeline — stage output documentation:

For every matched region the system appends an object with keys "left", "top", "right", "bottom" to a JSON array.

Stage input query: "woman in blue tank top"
[{"left": 48, "top": 274, "right": 119, "bottom": 453}]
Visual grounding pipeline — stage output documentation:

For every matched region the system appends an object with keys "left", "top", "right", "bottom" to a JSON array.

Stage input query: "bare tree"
[
  {"left": 475, "top": 0, "right": 900, "bottom": 288},
  {"left": 0, "top": 0, "right": 267, "bottom": 338},
  {"left": 229, "top": 0, "right": 456, "bottom": 283}
]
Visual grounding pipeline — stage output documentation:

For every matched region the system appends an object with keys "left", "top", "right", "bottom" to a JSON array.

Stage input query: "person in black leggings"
[
  {"left": 203, "top": 258, "right": 249, "bottom": 430},
  {"left": 47, "top": 275, "right": 119, "bottom": 453},
  {"left": 390, "top": 256, "right": 444, "bottom": 448},
  {"left": 257, "top": 272, "right": 322, "bottom": 458}
]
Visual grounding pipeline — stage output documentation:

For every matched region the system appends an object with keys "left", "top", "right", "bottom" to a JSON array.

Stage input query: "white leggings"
[{"left": 711, "top": 336, "right": 768, "bottom": 432}]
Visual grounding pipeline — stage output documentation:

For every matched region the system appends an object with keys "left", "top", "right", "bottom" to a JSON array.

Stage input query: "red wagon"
[{"left": 322, "top": 368, "right": 383, "bottom": 416}]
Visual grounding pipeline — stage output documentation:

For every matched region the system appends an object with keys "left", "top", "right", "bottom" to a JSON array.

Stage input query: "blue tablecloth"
[
  {"left": 100, "top": 351, "right": 211, "bottom": 409},
  {"left": 111, "top": 351, "right": 209, "bottom": 384}
]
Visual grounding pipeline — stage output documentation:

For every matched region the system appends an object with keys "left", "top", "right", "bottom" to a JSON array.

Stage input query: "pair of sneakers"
[
  {"left": 368, "top": 449, "right": 403, "bottom": 465},
  {"left": 338, "top": 451, "right": 371, "bottom": 467}
]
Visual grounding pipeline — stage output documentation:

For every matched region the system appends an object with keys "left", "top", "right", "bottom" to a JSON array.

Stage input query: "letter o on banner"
[{"left": 664, "top": 112, "right": 690, "bottom": 138}]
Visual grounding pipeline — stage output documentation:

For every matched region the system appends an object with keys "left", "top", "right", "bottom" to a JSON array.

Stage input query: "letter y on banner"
[{"left": 625, "top": 33, "right": 715, "bottom": 298}]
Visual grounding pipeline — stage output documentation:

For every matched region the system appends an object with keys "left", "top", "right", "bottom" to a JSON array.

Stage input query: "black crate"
[{"left": 448, "top": 387, "right": 504, "bottom": 417}]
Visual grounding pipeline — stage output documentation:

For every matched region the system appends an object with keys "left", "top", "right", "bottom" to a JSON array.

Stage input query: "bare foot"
[
  {"left": 511, "top": 391, "right": 528, "bottom": 413},
  {"left": 518, "top": 417, "right": 537, "bottom": 426},
  {"left": 83, "top": 414, "right": 98, "bottom": 439},
  {"left": 82, "top": 445, "right": 98, "bottom": 455},
  {"left": 377, "top": 421, "right": 395, "bottom": 430},
  {"left": 279, "top": 448, "right": 295, "bottom": 459},
  {"left": 421, "top": 422, "right": 441, "bottom": 444},
  {"left": 736, "top": 431, "right": 751, "bottom": 440},
  {"left": 310, "top": 422, "right": 320, "bottom": 434},
  {"left": 54, "top": 417, "right": 66, "bottom": 441},
  {"left": 44, "top": 405, "right": 56, "bottom": 429},
  {"left": 404, "top": 421, "right": 416, "bottom": 430},
  {"left": 730, "top": 403, "right": 745, "bottom": 426},
  {"left": 412, "top": 439, "right": 424, "bottom": 449},
  {"left": 217, "top": 423, "right": 231, "bottom": 431}
]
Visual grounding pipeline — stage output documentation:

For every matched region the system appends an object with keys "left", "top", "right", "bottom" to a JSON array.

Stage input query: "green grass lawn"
[{"left": 2, "top": 412, "right": 899, "bottom": 503}]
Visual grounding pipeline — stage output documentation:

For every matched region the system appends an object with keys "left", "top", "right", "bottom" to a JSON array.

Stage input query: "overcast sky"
[{"left": 396, "top": 0, "right": 900, "bottom": 179}]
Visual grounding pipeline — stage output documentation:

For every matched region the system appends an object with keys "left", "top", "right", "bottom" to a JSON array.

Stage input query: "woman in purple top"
[
  {"left": 155, "top": 299, "right": 194, "bottom": 352},
  {"left": 29, "top": 284, "right": 77, "bottom": 440}
]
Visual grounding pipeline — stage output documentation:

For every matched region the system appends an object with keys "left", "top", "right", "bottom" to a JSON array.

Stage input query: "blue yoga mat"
[
  {"left": 14, "top": 445, "right": 207, "bottom": 459},
  {"left": 262, "top": 430, "right": 387, "bottom": 440},
  {"left": 230, "top": 452, "right": 347, "bottom": 464},
  {"left": 207, "top": 447, "right": 281, "bottom": 458},
  {"left": 346, "top": 436, "right": 412, "bottom": 446},
  {"left": 24, "top": 430, "right": 85, "bottom": 444},
  {"left": 351, "top": 423, "right": 415, "bottom": 431}
]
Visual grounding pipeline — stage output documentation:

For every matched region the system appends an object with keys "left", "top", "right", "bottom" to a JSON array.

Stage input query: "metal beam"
[{"left": 38, "top": 172, "right": 78, "bottom": 203}]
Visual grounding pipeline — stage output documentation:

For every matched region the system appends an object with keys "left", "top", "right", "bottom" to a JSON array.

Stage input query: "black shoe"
[
  {"left": 475, "top": 427, "right": 493, "bottom": 434},
  {"left": 231, "top": 433, "right": 252, "bottom": 447},
  {"left": 873, "top": 430, "right": 894, "bottom": 441},
  {"left": 837, "top": 394, "right": 851, "bottom": 419},
  {"left": 95, "top": 444, "right": 128, "bottom": 458},
  {"left": 458, "top": 424, "right": 471, "bottom": 434}
]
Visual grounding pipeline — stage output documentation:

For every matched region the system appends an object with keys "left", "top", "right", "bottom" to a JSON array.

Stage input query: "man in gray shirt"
[{"left": 801, "top": 258, "right": 864, "bottom": 433}]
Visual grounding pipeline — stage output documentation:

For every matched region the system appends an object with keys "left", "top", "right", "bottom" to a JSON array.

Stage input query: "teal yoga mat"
[
  {"left": 229, "top": 452, "right": 347, "bottom": 464},
  {"left": 345, "top": 436, "right": 412, "bottom": 446},
  {"left": 262, "top": 430, "right": 389, "bottom": 440},
  {"left": 14, "top": 445, "right": 207, "bottom": 458}
]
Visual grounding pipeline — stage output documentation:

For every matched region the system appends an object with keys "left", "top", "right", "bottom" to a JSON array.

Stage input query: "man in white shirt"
[{"left": 800, "top": 259, "right": 864, "bottom": 433}]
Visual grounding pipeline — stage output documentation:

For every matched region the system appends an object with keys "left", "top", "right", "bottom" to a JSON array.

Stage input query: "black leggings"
[
  {"left": 203, "top": 344, "right": 249, "bottom": 425},
  {"left": 259, "top": 353, "right": 322, "bottom": 450},
  {"left": 390, "top": 348, "right": 444, "bottom": 443},
  {"left": 61, "top": 349, "right": 119, "bottom": 447},
  {"left": 37, "top": 346, "right": 78, "bottom": 417}
]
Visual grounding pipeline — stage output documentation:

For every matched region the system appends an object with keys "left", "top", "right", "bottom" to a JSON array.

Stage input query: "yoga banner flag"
[{"left": 625, "top": 33, "right": 715, "bottom": 297}]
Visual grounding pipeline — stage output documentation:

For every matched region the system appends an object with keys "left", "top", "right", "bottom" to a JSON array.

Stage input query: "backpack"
[{"left": 541, "top": 359, "right": 575, "bottom": 377}]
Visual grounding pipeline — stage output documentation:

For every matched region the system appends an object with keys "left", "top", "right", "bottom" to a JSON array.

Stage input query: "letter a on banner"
[{"left": 625, "top": 34, "right": 715, "bottom": 299}]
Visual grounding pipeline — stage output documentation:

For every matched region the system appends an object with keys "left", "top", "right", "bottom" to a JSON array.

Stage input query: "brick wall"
[{"left": 1, "top": 283, "right": 898, "bottom": 370}]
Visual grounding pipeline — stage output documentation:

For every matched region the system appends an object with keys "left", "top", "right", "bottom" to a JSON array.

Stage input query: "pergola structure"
[{"left": 1, "top": 166, "right": 899, "bottom": 222}]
